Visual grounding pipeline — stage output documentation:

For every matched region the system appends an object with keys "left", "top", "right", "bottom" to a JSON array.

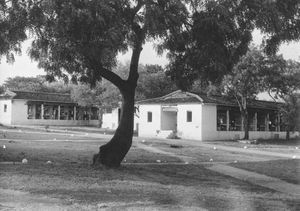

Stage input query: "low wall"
[
  {"left": 11, "top": 119, "right": 99, "bottom": 126},
  {"left": 206, "top": 131, "right": 297, "bottom": 141}
]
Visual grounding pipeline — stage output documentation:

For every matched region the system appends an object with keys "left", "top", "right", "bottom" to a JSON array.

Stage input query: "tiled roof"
[
  {"left": 1, "top": 90, "right": 74, "bottom": 103},
  {"left": 137, "top": 90, "right": 283, "bottom": 110}
]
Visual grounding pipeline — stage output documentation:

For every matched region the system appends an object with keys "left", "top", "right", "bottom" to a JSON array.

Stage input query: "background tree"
[
  {"left": 3, "top": 76, "right": 71, "bottom": 93},
  {"left": 222, "top": 48, "right": 267, "bottom": 139},
  {"left": 166, "top": 0, "right": 300, "bottom": 90},
  {"left": 263, "top": 60, "right": 300, "bottom": 139},
  {"left": 280, "top": 94, "right": 300, "bottom": 140},
  {"left": 137, "top": 64, "right": 176, "bottom": 99},
  {"left": 71, "top": 82, "right": 104, "bottom": 127}
]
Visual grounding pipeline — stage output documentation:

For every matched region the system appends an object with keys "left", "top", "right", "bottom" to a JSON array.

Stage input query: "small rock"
[
  {"left": 234, "top": 160, "right": 238, "bottom": 163},
  {"left": 3, "top": 145, "right": 6, "bottom": 149},
  {"left": 70, "top": 134, "right": 74, "bottom": 137},
  {"left": 142, "top": 140, "right": 145, "bottom": 143},
  {"left": 103, "top": 132, "right": 106, "bottom": 135},
  {"left": 53, "top": 138, "right": 56, "bottom": 141},
  {"left": 124, "top": 159, "right": 126, "bottom": 162},
  {"left": 18, "top": 129, "right": 22, "bottom": 132},
  {"left": 46, "top": 161, "right": 52, "bottom": 164},
  {"left": 156, "top": 160, "right": 161, "bottom": 163},
  {"left": 85, "top": 133, "right": 89, "bottom": 136},
  {"left": 243, "top": 146, "right": 248, "bottom": 149},
  {"left": 292, "top": 155, "right": 297, "bottom": 159},
  {"left": 106, "top": 190, "right": 112, "bottom": 193},
  {"left": 185, "top": 161, "right": 189, "bottom": 164},
  {"left": 209, "top": 158, "right": 213, "bottom": 162},
  {"left": 22, "top": 158, "right": 28, "bottom": 164},
  {"left": 213, "top": 146, "right": 217, "bottom": 150},
  {"left": 296, "top": 147, "right": 299, "bottom": 150}
]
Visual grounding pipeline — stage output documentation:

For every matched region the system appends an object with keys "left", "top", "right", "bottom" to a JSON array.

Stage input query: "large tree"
[
  {"left": 26, "top": 0, "right": 189, "bottom": 167},
  {"left": 1, "top": 0, "right": 300, "bottom": 167}
]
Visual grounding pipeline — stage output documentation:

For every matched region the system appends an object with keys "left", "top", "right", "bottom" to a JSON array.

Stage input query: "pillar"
[
  {"left": 58, "top": 105, "right": 61, "bottom": 120},
  {"left": 226, "top": 110, "right": 230, "bottom": 131},
  {"left": 74, "top": 106, "right": 76, "bottom": 120},
  {"left": 254, "top": 112, "right": 257, "bottom": 131},
  {"left": 265, "top": 113, "right": 269, "bottom": 131},
  {"left": 41, "top": 104, "right": 44, "bottom": 119}
]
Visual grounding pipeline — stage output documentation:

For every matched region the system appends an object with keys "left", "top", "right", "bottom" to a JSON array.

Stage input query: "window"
[
  {"left": 4, "top": 104, "right": 7, "bottom": 112},
  {"left": 187, "top": 111, "right": 192, "bottom": 122},
  {"left": 147, "top": 112, "right": 152, "bottom": 122}
]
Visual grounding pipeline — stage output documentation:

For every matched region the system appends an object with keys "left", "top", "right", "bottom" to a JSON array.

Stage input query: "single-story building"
[
  {"left": 102, "top": 106, "right": 139, "bottom": 131},
  {"left": 0, "top": 90, "right": 99, "bottom": 126},
  {"left": 137, "top": 90, "right": 295, "bottom": 140}
]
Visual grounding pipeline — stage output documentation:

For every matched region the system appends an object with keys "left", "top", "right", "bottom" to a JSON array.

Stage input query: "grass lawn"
[
  {"left": 231, "top": 159, "right": 300, "bottom": 185},
  {"left": 0, "top": 128, "right": 300, "bottom": 210}
]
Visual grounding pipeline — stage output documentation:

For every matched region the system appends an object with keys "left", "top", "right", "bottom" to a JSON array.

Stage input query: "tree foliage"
[{"left": 166, "top": 0, "right": 300, "bottom": 90}]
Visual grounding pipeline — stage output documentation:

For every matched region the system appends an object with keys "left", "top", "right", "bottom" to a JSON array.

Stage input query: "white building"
[
  {"left": 0, "top": 90, "right": 99, "bottom": 126},
  {"left": 137, "top": 90, "right": 293, "bottom": 140},
  {"left": 102, "top": 107, "right": 139, "bottom": 131}
]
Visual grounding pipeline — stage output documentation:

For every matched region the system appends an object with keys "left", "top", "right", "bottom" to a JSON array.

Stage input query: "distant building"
[
  {"left": 102, "top": 106, "right": 139, "bottom": 131},
  {"left": 137, "top": 90, "right": 296, "bottom": 140},
  {"left": 0, "top": 90, "right": 99, "bottom": 126}
]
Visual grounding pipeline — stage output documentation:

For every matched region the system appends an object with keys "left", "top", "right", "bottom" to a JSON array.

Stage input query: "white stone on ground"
[
  {"left": 244, "top": 146, "right": 248, "bottom": 149},
  {"left": 213, "top": 146, "right": 217, "bottom": 150},
  {"left": 3, "top": 145, "right": 6, "bottom": 149},
  {"left": 156, "top": 160, "right": 161, "bottom": 163},
  {"left": 292, "top": 155, "right": 297, "bottom": 159},
  {"left": 209, "top": 158, "right": 213, "bottom": 162},
  {"left": 22, "top": 158, "right": 28, "bottom": 164},
  {"left": 46, "top": 161, "right": 52, "bottom": 164}
]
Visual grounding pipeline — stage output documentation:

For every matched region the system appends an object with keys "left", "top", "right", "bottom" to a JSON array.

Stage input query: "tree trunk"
[
  {"left": 93, "top": 28, "right": 143, "bottom": 168},
  {"left": 93, "top": 89, "right": 135, "bottom": 167},
  {"left": 242, "top": 110, "right": 249, "bottom": 140},
  {"left": 286, "top": 128, "right": 290, "bottom": 140}
]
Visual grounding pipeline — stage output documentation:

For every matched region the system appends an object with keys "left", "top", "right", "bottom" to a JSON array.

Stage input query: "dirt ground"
[{"left": 0, "top": 126, "right": 299, "bottom": 210}]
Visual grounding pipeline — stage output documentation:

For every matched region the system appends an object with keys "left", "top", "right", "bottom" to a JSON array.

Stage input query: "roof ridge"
[{"left": 10, "top": 90, "right": 70, "bottom": 96}]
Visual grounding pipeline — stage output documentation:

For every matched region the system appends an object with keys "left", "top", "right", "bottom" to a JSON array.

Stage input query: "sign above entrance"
[{"left": 162, "top": 106, "right": 178, "bottom": 112}]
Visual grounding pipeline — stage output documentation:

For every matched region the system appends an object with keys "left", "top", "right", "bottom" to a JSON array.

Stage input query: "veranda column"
[
  {"left": 41, "top": 104, "right": 44, "bottom": 119},
  {"left": 254, "top": 112, "right": 257, "bottom": 131},
  {"left": 277, "top": 113, "right": 280, "bottom": 132},
  {"left": 74, "top": 106, "right": 76, "bottom": 120},
  {"left": 58, "top": 105, "right": 61, "bottom": 120},
  {"left": 265, "top": 113, "right": 269, "bottom": 131},
  {"left": 226, "top": 110, "right": 230, "bottom": 131}
]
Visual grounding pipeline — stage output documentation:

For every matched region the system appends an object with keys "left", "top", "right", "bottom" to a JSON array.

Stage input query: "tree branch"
[{"left": 99, "top": 68, "right": 126, "bottom": 90}]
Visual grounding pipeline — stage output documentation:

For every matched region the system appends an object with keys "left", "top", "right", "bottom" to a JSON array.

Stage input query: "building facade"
[
  {"left": 137, "top": 90, "right": 295, "bottom": 141},
  {"left": 0, "top": 90, "right": 99, "bottom": 126}
]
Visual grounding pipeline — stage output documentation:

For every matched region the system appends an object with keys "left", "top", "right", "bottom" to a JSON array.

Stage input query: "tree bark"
[
  {"left": 93, "top": 88, "right": 135, "bottom": 167},
  {"left": 286, "top": 127, "right": 290, "bottom": 140},
  {"left": 93, "top": 29, "right": 143, "bottom": 167},
  {"left": 242, "top": 110, "right": 249, "bottom": 140}
]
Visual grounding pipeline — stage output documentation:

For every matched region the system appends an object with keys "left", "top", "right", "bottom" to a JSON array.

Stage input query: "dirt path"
[
  {"left": 136, "top": 142, "right": 300, "bottom": 197},
  {"left": 208, "top": 164, "right": 300, "bottom": 197}
]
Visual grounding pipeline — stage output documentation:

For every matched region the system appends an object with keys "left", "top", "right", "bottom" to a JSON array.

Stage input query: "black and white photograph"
[{"left": 0, "top": 0, "right": 299, "bottom": 210}]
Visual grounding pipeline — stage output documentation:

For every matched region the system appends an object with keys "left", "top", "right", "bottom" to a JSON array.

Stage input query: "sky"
[{"left": 0, "top": 30, "right": 300, "bottom": 85}]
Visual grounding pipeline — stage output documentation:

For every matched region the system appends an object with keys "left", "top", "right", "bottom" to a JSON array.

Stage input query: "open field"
[{"left": 0, "top": 126, "right": 299, "bottom": 210}]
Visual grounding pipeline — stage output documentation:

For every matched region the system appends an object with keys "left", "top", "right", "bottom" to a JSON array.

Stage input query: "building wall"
[
  {"left": 9, "top": 99, "right": 98, "bottom": 126},
  {"left": 138, "top": 105, "right": 161, "bottom": 137},
  {"left": 0, "top": 99, "right": 12, "bottom": 125},
  {"left": 102, "top": 108, "right": 119, "bottom": 129},
  {"left": 177, "top": 104, "right": 202, "bottom": 140},
  {"left": 102, "top": 108, "right": 139, "bottom": 131}
]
